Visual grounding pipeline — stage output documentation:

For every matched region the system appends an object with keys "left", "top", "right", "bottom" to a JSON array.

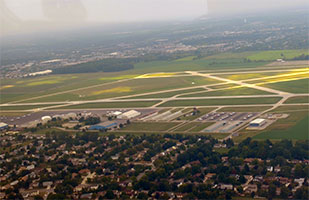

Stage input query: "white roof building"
[
  {"left": 118, "top": 110, "right": 141, "bottom": 119},
  {"left": 0, "top": 122, "right": 8, "bottom": 129},
  {"left": 41, "top": 116, "right": 52, "bottom": 122},
  {"left": 108, "top": 111, "right": 122, "bottom": 117},
  {"left": 250, "top": 118, "right": 266, "bottom": 126}
]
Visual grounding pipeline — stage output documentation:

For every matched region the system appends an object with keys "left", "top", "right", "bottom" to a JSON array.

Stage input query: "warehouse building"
[
  {"left": 89, "top": 121, "right": 118, "bottom": 131},
  {"left": 118, "top": 110, "right": 141, "bottom": 119},
  {"left": 249, "top": 118, "right": 266, "bottom": 127}
]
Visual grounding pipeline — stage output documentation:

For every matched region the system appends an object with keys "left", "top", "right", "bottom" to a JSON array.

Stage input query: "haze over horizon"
[{"left": 1, "top": 0, "right": 308, "bottom": 36}]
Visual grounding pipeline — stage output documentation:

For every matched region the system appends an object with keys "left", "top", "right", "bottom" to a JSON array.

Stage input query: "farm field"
[
  {"left": 159, "top": 97, "right": 282, "bottom": 107},
  {"left": 180, "top": 86, "right": 274, "bottom": 97},
  {"left": 53, "top": 101, "right": 160, "bottom": 109}
]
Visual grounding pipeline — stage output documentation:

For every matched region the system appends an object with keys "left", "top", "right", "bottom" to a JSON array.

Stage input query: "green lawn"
[
  {"left": 122, "top": 122, "right": 180, "bottom": 132},
  {"left": 189, "top": 123, "right": 214, "bottom": 132},
  {"left": 134, "top": 57, "right": 268, "bottom": 73},
  {"left": 207, "top": 83, "right": 239, "bottom": 89},
  {"left": 284, "top": 96, "right": 309, "bottom": 104},
  {"left": 263, "top": 78, "right": 309, "bottom": 94},
  {"left": 180, "top": 87, "right": 274, "bottom": 97},
  {"left": 159, "top": 97, "right": 282, "bottom": 107},
  {"left": 253, "top": 115, "right": 309, "bottom": 140},
  {"left": 54, "top": 101, "right": 160, "bottom": 109},
  {"left": 172, "top": 122, "right": 201, "bottom": 132}
]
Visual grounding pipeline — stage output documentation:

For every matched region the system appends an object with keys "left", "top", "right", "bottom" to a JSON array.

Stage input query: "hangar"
[
  {"left": 249, "top": 118, "right": 266, "bottom": 127},
  {"left": 118, "top": 110, "right": 141, "bottom": 119},
  {"left": 89, "top": 121, "right": 118, "bottom": 130}
]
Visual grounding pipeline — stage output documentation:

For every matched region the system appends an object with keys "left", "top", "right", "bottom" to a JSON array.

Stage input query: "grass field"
[
  {"left": 217, "top": 106, "right": 272, "bottom": 112},
  {"left": 233, "top": 107, "right": 309, "bottom": 142},
  {"left": 0, "top": 71, "right": 139, "bottom": 104},
  {"left": 0, "top": 104, "right": 62, "bottom": 111},
  {"left": 180, "top": 86, "right": 274, "bottom": 97},
  {"left": 134, "top": 57, "right": 268, "bottom": 73},
  {"left": 159, "top": 97, "right": 282, "bottom": 107},
  {"left": 54, "top": 101, "right": 160, "bottom": 109},
  {"left": 285, "top": 96, "right": 309, "bottom": 104},
  {"left": 122, "top": 122, "right": 180, "bottom": 132},
  {"left": 126, "top": 88, "right": 207, "bottom": 99},
  {"left": 218, "top": 72, "right": 279, "bottom": 81},
  {"left": 189, "top": 123, "right": 214, "bottom": 132},
  {"left": 20, "top": 76, "right": 221, "bottom": 103},
  {"left": 253, "top": 114, "right": 309, "bottom": 140},
  {"left": 172, "top": 122, "right": 201, "bottom": 132},
  {"left": 263, "top": 78, "right": 309, "bottom": 94},
  {"left": 207, "top": 83, "right": 239, "bottom": 89},
  {"left": 247, "top": 49, "right": 308, "bottom": 61},
  {"left": 204, "top": 49, "right": 308, "bottom": 61}
]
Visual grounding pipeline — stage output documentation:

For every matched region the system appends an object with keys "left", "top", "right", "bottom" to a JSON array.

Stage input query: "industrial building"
[
  {"left": 118, "top": 110, "right": 141, "bottom": 119},
  {"left": 89, "top": 121, "right": 118, "bottom": 130},
  {"left": 0, "top": 122, "right": 8, "bottom": 130},
  {"left": 249, "top": 118, "right": 266, "bottom": 127}
]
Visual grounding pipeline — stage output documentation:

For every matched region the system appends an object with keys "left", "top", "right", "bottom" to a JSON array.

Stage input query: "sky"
[{"left": 0, "top": 0, "right": 308, "bottom": 36}]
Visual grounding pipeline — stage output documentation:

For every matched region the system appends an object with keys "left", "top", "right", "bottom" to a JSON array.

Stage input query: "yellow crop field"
[
  {"left": 135, "top": 72, "right": 176, "bottom": 79},
  {"left": 0, "top": 85, "right": 14, "bottom": 90}
]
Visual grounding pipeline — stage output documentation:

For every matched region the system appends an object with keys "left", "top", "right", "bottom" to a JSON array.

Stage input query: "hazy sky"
[{"left": 1, "top": 0, "right": 308, "bottom": 36}]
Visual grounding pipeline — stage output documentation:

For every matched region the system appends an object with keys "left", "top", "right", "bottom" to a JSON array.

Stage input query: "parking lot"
[{"left": 196, "top": 112, "right": 259, "bottom": 133}]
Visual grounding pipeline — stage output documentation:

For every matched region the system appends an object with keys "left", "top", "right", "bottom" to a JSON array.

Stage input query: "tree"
[
  {"left": 280, "top": 186, "right": 290, "bottom": 199},
  {"left": 268, "top": 184, "right": 277, "bottom": 199},
  {"left": 47, "top": 193, "right": 67, "bottom": 200},
  {"left": 34, "top": 195, "right": 44, "bottom": 200},
  {"left": 104, "top": 190, "right": 115, "bottom": 199}
]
